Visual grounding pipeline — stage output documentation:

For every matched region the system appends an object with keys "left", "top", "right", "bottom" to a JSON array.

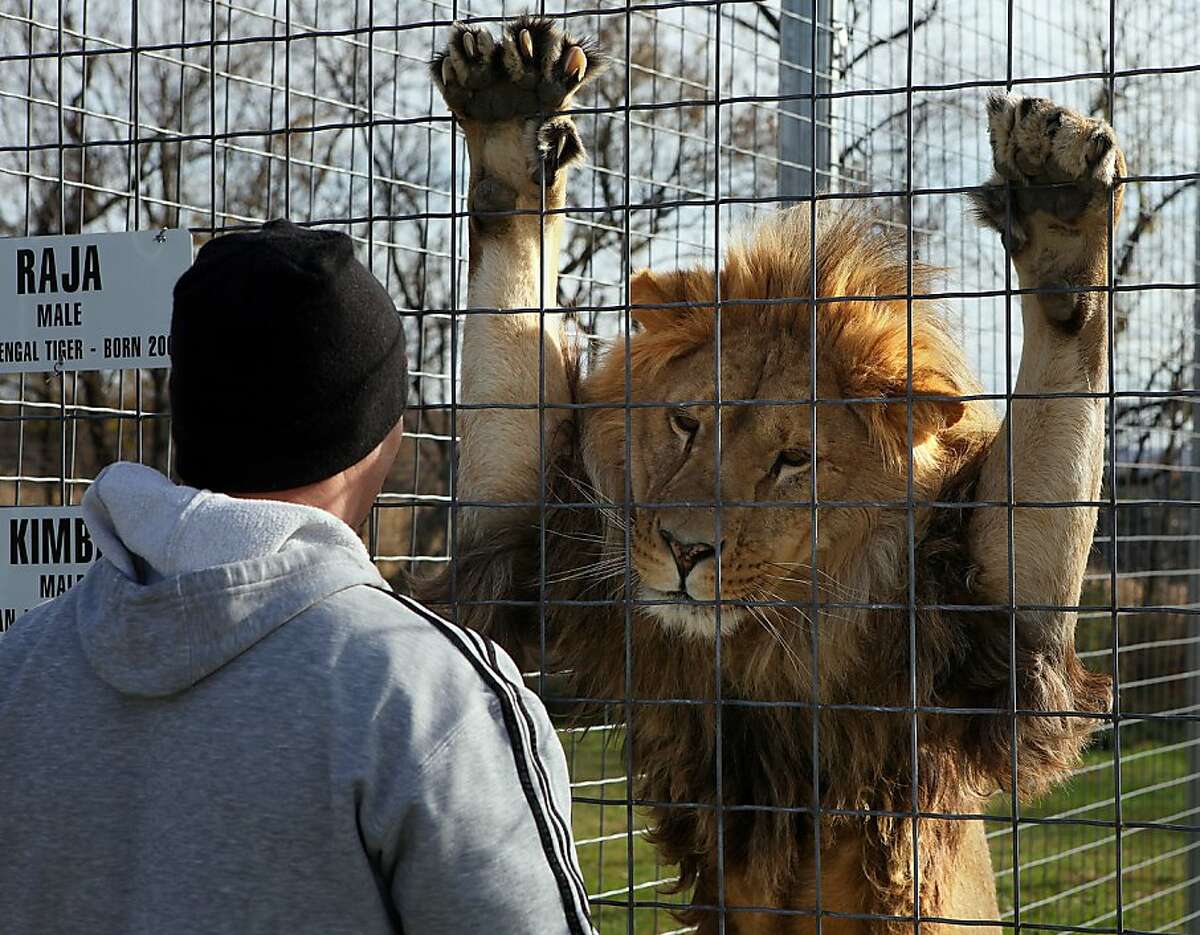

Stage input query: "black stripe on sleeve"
[
  {"left": 387, "top": 592, "right": 592, "bottom": 935},
  {"left": 459, "top": 624, "right": 590, "bottom": 909}
]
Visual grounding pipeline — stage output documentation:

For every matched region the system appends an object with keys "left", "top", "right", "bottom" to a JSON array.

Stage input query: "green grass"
[
  {"left": 989, "top": 741, "right": 1195, "bottom": 933},
  {"left": 562, "top": 729, "right": 1197, "bottom": 935},
  {"left": 563, "top": 726, "right": 689, "bottom": 935}
]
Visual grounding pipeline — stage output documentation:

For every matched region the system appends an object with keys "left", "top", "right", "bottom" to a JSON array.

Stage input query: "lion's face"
[
  {"left": 612, "top": 323, "right": 924, "bottom": 640},
  {"left": 580, "top": 215, "right": 976, "bottom": 641}
]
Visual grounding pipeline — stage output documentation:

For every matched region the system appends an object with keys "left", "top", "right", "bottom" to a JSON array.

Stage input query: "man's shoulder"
[
  {"left": 313, "top": 584, "right": 464, "bottom": 648},
  {"left": 301, "top": 586, "right": 550, "bottom": 765},
  {"left": 0, "top": 592, "right": 74, "bottom": 658},
  {"left": 305, "top": 584, "right": 525, "bottom": 703}
]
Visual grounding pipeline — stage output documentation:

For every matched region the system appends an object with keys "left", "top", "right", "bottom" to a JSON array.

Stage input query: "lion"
[{"left": 426, "top": 16, "right": 1120, "bottom": 935}]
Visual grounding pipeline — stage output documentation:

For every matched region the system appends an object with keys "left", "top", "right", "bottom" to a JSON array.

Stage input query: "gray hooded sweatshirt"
[{"left": 0, "top": 462, "right": 591, "bottom": 935}]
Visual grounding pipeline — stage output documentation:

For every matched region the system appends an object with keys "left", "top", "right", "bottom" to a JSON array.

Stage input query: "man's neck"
[{"left": 232, "top": 477, "right": 361, "bottom": 529}]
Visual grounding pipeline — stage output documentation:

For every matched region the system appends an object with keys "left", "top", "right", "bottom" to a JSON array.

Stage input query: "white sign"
[
  {"left": 0, "top": 229, "right": 193, "bottom": 374},
  {"left": 0, "top": 506, "right": 98, "bottom": 632}
]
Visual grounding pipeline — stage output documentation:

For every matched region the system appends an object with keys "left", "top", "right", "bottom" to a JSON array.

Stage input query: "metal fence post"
[
  {"left": 1189, "top": 161, "right": 1200, "bottom": 935},
  {"left": 779, "top": 0, "right": 833, "bottom": 200}
]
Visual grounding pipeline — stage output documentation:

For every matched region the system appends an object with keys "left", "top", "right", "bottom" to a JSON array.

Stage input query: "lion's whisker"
[
  {"left": 544, "top": 558, "right": 626, "bottom": 586},
  {"left": 766, "top": 577, "right": 863, "bottom": 605},
  {"left": 763, "top": 567, "right": 863, "bottom": 604},
  {"left": 754, "top": 586, "right": 858, "bottom": 629},
  {"left": 558, "top": 472, "right": 628, "bottom": 533},
  {"left": 542, "top": 526, "right": 609, "bottom": 544},
  {"left": 745, "top": 594, "right": 808, "bottom": 684},
  {"left": 765, "top": 561, "right": 850, "bottom": 590}
]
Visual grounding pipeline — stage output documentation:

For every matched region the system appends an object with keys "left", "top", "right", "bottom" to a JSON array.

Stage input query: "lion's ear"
[
  {"left": 848, "top": 365, "right": 966, "bottom": 462},
  {"left": 881, "top": 369, "right": 966, "bottom": 442},
  {"left": 630, "top": 267, "right": 715, "bottom": 331}
]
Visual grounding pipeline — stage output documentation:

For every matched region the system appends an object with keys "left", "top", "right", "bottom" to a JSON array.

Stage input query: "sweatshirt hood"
[{"left": 75, "top": 462, "right": 387, "bottom": 697}]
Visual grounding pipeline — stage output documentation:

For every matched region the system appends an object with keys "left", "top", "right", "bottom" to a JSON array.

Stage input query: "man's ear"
[{"left": 630, "top": 267, "right": 715, "bottom": 331}]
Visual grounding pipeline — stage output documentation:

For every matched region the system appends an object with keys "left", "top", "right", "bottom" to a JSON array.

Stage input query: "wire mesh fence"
[{"left": 1, "top": 1, "right": 1198, "bottom": 933}]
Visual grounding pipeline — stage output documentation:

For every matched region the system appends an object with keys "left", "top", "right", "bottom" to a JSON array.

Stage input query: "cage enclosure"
[{"left": 2, "top": 1, "right": 1199, "bottom": 933}]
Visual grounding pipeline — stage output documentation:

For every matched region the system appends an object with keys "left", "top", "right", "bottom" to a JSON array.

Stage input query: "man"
[{"left": 0, "top": 220, "right": 592, "bottom": 935}]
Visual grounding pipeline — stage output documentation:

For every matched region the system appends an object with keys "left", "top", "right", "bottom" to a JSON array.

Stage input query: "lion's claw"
[
  {"left": 564, "top": 46, "right": 587, "bottom": 84},
  {"left": 535, "top": 119, "right": 584, "bottom": 187},
  {"left": 439, "top": 22, "right": 493, "bottom": 93}
]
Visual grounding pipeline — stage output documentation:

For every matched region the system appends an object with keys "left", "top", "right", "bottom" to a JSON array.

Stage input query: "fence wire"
[{"left": 1, "top": 1, "right": 1199, "bottom": 933}]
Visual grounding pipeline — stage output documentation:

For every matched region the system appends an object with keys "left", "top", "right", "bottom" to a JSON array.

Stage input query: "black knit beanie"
[{"left": 169, "top": 219, "right": 408, "bottom": 493}]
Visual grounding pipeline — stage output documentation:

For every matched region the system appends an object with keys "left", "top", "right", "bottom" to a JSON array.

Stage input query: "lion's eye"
[
  {"left": 670, "top": 409, "right": 700, "bottom": 440},
  {"left": 772, "top": 448, "right": 812, "bottom": 476}
]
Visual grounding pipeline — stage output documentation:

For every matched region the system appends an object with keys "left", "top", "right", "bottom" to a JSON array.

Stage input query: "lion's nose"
[{"left": 660, "top": 528, "right": 718, "bottom": 583}]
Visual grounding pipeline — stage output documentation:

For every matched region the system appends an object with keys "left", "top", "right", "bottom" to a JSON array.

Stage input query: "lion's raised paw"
[
  {"left": 972, "top": 94, "right": 1125, "bottom": 256},
  {"left": 987, "top": 94, "right": 1120, "bottom": 195},
  {"left": 971, "top": 94, "right": 1127, "bottom": 334},
  {"left": 431, "top": 16, "right": 603, "bottom": 123}
]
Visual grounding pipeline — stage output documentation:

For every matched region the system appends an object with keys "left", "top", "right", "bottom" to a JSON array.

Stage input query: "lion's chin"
[{"left": 639, "top": 587, "right": 743, "bottom": 640}]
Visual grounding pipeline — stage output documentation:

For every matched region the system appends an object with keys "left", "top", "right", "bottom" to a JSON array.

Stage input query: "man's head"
[{"left": 169, "top": 219, "right": 408, "bottom": 523}]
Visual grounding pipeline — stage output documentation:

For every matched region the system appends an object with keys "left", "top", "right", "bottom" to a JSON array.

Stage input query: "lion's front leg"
[
  {"left": 431, "top": 18, "right": 602, "bottom": 537},
  {"left": 966, "top": 95, "right": 1122, "bottom": 767},
  {"left": 968, "top": 94, "right": 1124, "bottom": 622}
]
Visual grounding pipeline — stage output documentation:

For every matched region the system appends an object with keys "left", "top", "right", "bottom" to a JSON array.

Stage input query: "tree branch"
[{"left": 841, "top": 0, "right": 940, "bottom": 75}]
